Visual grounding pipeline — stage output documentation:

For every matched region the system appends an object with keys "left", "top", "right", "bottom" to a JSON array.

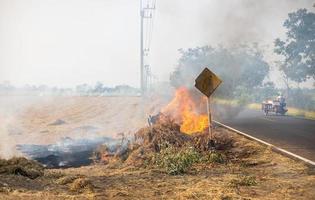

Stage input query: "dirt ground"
[{"left": 0, "top": 126, "right": 314, "bottom": 200}]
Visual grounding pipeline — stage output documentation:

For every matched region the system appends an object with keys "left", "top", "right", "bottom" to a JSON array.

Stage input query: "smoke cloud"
[{"left": 0, "top": 0, "right": 314, "bottom": 88}]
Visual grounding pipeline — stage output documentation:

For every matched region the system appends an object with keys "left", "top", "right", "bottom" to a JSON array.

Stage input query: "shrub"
[
  {"left": 154, "top": 145, "right": 200, "bottom": 175},
  {"left": 204, "top": 152, "right": 226, "bottom": 164}
]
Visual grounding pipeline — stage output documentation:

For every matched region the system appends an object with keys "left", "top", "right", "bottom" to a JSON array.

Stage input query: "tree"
[
  {"left": 170, "top": 44, "right": 270, "bottom": 100},
  {"left": 93, "top": 82, "right": 105, "bottom": 93},
  {"left": 274, "top": 9, "right": 315, "bottom": 83},
  {"left": 76, "top": 83, "right": 90, "bottom": 95},
  {"left": 254, "top": 82, "right": 279, "bottom": 102}
]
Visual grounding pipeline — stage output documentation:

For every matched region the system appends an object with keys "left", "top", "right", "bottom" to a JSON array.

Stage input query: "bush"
[
  {"left": 154, "top": 145, "right": 200, "bottom": 175},
  {"left": 203, "top": 152, "right": 226, "bottom": 164}
]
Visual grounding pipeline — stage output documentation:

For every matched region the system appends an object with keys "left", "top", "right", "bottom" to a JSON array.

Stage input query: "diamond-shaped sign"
[{"left": 195, "top": 67, "right": 222, "bottom": 97}]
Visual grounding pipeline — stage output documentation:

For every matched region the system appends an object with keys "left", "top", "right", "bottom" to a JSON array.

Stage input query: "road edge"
[{"left": 214, "top": 120, "right": 315, "bottom": 167}]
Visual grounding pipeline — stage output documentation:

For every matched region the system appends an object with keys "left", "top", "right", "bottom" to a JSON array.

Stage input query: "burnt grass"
[{"left": 0, "top": 121, "right": 314, "bottom": 199}]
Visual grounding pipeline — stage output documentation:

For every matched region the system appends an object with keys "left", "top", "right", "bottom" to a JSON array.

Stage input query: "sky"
[{"left": 0, "top": 0, "right": 314, "bottom": 88}]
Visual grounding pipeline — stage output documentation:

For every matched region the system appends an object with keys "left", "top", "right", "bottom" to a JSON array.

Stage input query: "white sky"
[{"left": 0, "top": 0, "right": 314, "bottom": 88}]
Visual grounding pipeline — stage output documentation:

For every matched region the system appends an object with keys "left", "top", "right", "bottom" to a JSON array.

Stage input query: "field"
[
  {"left": 0, "top": 95, "right": 164, "bottom": 148},
  {"left": 0, "top": 96, "right": 314, "bottom": 199}
]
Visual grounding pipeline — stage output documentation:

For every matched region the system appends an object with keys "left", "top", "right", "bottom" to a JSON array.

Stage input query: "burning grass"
[
  {"left": 93, "top": 119, "right": 250, "bottom": 176},
  {"left": 134, "top": 118, "right": 190, "bottom": 151},
  {"left": 161, "top": 87, "right": 209, "bottom": 134}
]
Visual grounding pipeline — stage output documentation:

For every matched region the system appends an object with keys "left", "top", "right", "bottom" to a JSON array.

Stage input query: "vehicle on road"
[{"left": 261, "top": 95, "right": 288, "bottom": 115}]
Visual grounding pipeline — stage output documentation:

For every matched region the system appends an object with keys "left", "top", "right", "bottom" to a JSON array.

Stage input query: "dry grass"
[
  {"left": 0, "top": 96, "right": 314, "bottom": 199},
  {"left": 0, "top": 157, "right": 44, "bottom": 179},
  {"left": 1, "top": 127, "right": 315, "bottom": 199},
  {"left": 69, "top": 177, "right": 94, "bottom": 193},
  {"left": 229, "top": 175, "right": 257, "bottom": 187},
  {"left": 64, "top": 126, "right": 315, "bottom": 199},
  {"left": 4, "top": 96, "right": 164, "bottom": 146},
  {"left": 55, "top": 175, "right": 79, "bottom": 185}
]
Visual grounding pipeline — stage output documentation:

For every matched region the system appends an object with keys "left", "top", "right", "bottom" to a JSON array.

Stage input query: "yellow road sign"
[{"left": 195, "top": 67, "right": 222, "bottom": 97}]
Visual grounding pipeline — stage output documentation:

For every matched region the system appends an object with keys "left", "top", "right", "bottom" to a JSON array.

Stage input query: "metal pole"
[
  {"left": 140, "top": 0, "right": 144, "bottom": 95},
  {"left": 207, "top": 96, "right": 212, "bottom": 140}
]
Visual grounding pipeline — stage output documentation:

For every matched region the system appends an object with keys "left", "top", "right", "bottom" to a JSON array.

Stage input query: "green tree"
[
  {"left": 274, "top": 9, "right": 315, "bottom": 83},
  {"left": 170, "top": 44, "right": 270, "bottom": 100}
]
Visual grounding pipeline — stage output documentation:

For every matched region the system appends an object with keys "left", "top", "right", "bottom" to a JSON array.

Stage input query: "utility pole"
[
  {"left": 140, "top": 0, "right": 144, "bottom": 94},
  {"left": 140, "top": 0, "right": 156, "bottom": 95}
]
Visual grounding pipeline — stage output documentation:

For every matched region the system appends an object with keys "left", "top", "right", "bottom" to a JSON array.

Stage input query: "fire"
[{"left": 162, "top": 87, "right": 208, "bottom": 134}]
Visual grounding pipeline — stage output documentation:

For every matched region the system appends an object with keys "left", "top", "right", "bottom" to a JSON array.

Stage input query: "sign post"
[
  {"left": 206, "top": 96, "right": 212, "bottom": 140},
  {"left": 195, "top": 67, "right": 222, "bottom": 142}
]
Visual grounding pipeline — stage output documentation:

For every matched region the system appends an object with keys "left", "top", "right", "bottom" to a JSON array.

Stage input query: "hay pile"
[
  {"left": 134, "top": 119, "right": 191, "bottom": 152},
  {"left": 95, "top": 119, "right": 236, "bottom": 169},
  {"left": 133, "top": 119, "right": 234, "bottom": 153},
  {"left": 90, "top": 111, "right": 259, "bottom": 175},
  {"left": 121, "top": 119, "right": 191, "bottom": 167},
  {"left": 0, "top": 157, "right": 44, "bottom": 179}
]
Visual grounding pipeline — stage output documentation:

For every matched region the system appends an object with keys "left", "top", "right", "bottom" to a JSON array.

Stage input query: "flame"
[{"left": 162, "top": 87, "right": 208, "bottom": 134}]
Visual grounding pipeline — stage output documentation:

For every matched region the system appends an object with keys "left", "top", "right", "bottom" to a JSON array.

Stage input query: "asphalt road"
[{"left": 215, "top": 108, "right": 315, "bottom": 162}]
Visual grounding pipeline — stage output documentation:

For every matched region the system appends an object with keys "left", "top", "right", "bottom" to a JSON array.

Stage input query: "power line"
[{"left": 140, "top": 0, "right": 156, "bottom": 94}]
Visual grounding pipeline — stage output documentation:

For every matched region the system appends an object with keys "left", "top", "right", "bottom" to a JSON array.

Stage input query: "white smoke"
[{"left": 0, "top": 113, "right": 20, "bottom": 158}]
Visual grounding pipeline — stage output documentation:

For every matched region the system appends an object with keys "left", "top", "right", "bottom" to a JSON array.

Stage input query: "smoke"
[
  {"left": 0, "top": 96, "right": 64, "bottom": 158},
  {"left": 0, "top": 94, "right": 157, "bottom": 161},
  {"left": 199, "top": 0, "right": 311, "bottom": 45},
  {"left": 152, "top": 0, "right": 314, "bottom": 119},
  {"left": 0, "top": 97, "right": 27, "bottom": 158},
  {"left": 151, "top": 0, "right": 314, "bottom": 88},
  {"left": 0, "top": 118, "right": 20, "bottom": 159},
  {"left": 0, "top": 0, "right": 313, "bottom": 89}
]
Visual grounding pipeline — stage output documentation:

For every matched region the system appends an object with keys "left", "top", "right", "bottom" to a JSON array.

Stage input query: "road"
[{"left": 216, "top": 108, "right": 315, "bottom": 162}]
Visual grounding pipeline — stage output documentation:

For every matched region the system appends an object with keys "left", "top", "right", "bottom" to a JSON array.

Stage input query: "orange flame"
[{"left": 162, "top": 87, "right": 208, "bottom": 134}]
